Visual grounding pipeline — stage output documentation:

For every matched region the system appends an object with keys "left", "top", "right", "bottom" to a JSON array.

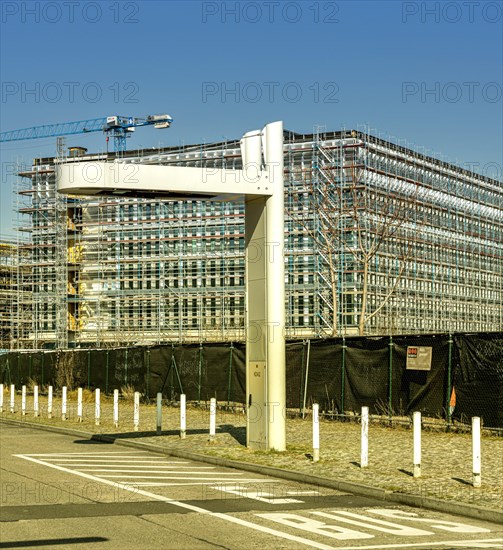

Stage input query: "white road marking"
[
  {"left": 367, "top": 509, "right": 491, "bottom": 533},
  {"left": 312, "top": 511, "right": 433, "bottom": 536},
  {"left": 95, "top": 475, "right": 249, "bottom": 480},
  {"left": 256, "top": 511, "right": 499, "bottom": 549},
  {"left": 448, "top": 542, "right": 503, "bottom": 548},
  {"left": 130, "top": 480, "right": 280, "bottom": 487},
  {"left": 211, "top": 484, "right": 303, "bottom": 504},
  {"left": 25, "top": 451, "right": 152, "bottom": 458},
  {"left": 45, "top": 459, "right": 180, "bottom": 463},
  {"left": 32, "top": 452, "right": 272, "bottom": 487},
  {"left": 14, "top": 454, "right": 336, "bottom": 550},
  {"left": 15, "top": 453, "right": 500, "bottom": 550},
  {"left": 313, "top": 541, "right": 503, "bottom": 549},
  {"left": 78, "top": 468, "right": 217, "bottom": 472}
]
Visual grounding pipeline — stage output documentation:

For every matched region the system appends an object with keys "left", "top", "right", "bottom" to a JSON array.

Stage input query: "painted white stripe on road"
[
  {"left": 78, "top": 470, "right": 217, "bottom": 474},
  {"left": 26, "top": 451, "right": 150, "bottom": 458},
  {"left": 45, "top": 459, "right": 179, "bottom": 463},
  {"left": 126, "top": 480, "right": 279, "bottom": 487},
  {"left": 212, "top": 485, "right": 303, "bottom": 504},
  {"left": 94, "top": 475, "right": 248, "bottom": 480},
  {"left": 318, "top": 541, "right": 503, "bottom": 549},
  {"left": 14, "top": 454, "right": 336, "bottom": 550}
]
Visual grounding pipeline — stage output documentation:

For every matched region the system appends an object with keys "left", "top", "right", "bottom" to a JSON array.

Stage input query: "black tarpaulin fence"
[{"left": 1, "top": 332, "right": 501, "bottom": 427}]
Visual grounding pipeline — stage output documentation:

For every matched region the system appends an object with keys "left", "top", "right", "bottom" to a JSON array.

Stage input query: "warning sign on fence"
[{"left": 406, "top": 346, "right": 432, "bottom": 371}]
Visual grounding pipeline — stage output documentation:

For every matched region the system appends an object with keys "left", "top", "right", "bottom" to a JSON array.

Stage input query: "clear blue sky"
[{"left": 1, "top": 0, "right": 502, "bottom": 237}]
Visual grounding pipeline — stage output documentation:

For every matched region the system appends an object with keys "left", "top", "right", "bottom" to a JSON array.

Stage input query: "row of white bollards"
[
  {"left": 0, "top": 383, "right": 197, "bottom": 439},
  {"left": 0, "top": 384, "right": 485, "bottom": 487},
  {"left": 311, "top": 403, "right": 483, "bottom": 487}
]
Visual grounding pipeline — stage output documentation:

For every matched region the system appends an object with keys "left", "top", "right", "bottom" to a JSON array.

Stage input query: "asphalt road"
[{"left": 1, "top": 423, "right": 501, "bottom": 549}]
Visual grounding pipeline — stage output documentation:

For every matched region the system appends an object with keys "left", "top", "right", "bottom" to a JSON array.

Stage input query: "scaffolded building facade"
[
  {"left": 0, "top": 239, "right": 31, "bottom": 349},
  {"left": 14, "top": 130, "right": 502, "bottom": 349}
]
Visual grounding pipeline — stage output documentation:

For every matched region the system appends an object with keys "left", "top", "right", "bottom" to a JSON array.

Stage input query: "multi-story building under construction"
[{"left": 12, "top": 129, "right": 502, "bottom": 349}]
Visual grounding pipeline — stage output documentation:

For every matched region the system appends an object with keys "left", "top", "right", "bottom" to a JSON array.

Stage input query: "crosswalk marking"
[{"left": 18, "top": 452, "right": 274, "bottom": 487}]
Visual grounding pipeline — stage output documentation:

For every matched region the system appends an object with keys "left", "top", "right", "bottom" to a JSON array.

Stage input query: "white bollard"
[
  {"left": 472, "top": 416, "right": 481, "bottom": 488},
  {"left": 33, "top": 385, "right": 39, "bottom": 418},
  {"left": 133, "top": 391, "right": 140, "bottom": 431},
  {"left": 61, "top": 386, "right": 67, "bottom": 420},
  {"left": 156, "top": 393, "right": 162, "bottom": 435},
  {"left": 77, "top": 387, "right": 83, "bottom": 422},
  {"left": 48, "top": 386, "right": 53, "bottom": 419},
  {"left": 0, "top": 383, "right": 3, "bottom": 412},
  {"left": 95, "top": 388, "right": 100, "bottom": 426},
  {"left": 413, "top": 411, "right": 421, "bottom": 478},
  {"left": 313, "top": 403, "right": 320, "bottom": 462},
  {"left": 209, "top": 397, "right": 216, "bottom": 441},
  {"left": 361, "top": 406, "right": 369, "bottom": 468},
  {"left": 21, "top": 385, "right": 27, "bottom": 416},
  {"left": 180, "top": 393, "right": 186, "bottom": 439},
  {"left": 10, "top": 384, "right": 15, "bottom": 413},
  {"left": 113, "top": 389, "right": 119, "bottom": 428}
]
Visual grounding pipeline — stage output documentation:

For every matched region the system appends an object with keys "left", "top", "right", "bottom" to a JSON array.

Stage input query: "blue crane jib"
[{"left": 0, "top": 114, "right": 173, "bottom": 153}]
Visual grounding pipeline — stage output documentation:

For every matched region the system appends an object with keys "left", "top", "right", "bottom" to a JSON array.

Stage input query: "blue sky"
[{"left": 1, "top": 0, "right": 502, "bottom": 236}]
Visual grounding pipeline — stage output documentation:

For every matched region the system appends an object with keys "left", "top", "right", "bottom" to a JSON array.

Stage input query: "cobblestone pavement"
[{"left": 2, "top": 395, "right": 502, "bottom": 511}]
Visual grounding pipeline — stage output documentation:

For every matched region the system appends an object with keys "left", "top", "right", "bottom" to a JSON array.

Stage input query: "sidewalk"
[{"left": 1, "top": 396, "right": 502, "bottom": 520}]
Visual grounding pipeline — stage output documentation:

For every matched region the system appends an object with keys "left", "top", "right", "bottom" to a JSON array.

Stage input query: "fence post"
[
  {"left": 361, "top": 406, "right": 369, "bottom": 468},
  {"left": 0, "top": 383, "right": 3, "bottom": 412},
  {"left": 33, "top": 385, "right": 39, "bottom": 418},
  {"left": 133, "top": 391, "right": 140, "bottom": 431},
  {"left": 41, "top": 353, "right": 45, "bottom": 387},
  {"left": 87, "top": 350, "right": 91, "bottom": 389},
  {"left": 299, "top": 341, "right": 306, "bottom": 415},
  {"left": 198, "top": 344, "right": 203, "bottom": 404},
  {"left": 446, "top": 333, "right": 453, "bottom": 426},
  {"left": 77, "top": 387, "right": 83, "bottom": 422},
  {"left": 227, "top": 343, "right": 234, "bottom": 405},
  {"left": 62, "top": 386, "right": 67, "bottom": 420},
  {"left": 302, "top": 339, "right": 311, "bottom": 419},
  {"left": 341, "top": 337, "right": 346, "bottom": 417},
  {"left": 21, "top": 385, "right": 26, "bottom": 416},
  {"left": 48, "top": 386, "right": 53, "bottom": 419},
  {"left": 180, "top": 393, "right": 186, "bottom": 439},
  {"left": 313, "top": 403, "right": 320, "bottom": 462},
  {"left": 209, "top": 397, "right": 216, "bottom": 441},
  {"left": 113, "top": 389, "right": 119, "bottom": 427},
  {"left": 413, "top": 411, "right": 421, "bottom": 477},
  {"left": 388, "top": 336, "right": 393, "bottom": 422},
  {"left": 156, "top": 392, "right": 162, "bottom": 435},
  {"left": 472, "top": 416, "right": 481, "bottom": 488},
  {"left": 95, "top": 388, "right": 100, "bottom": 426},
  {"left": 105, "top": 351, "right": 109, "bottom": 395},
  {"left": 146, "top": 350, "right": 150, "bottom": 399},
  {"left": 10, "top": 383, "right": 15, "bottom": 413}
]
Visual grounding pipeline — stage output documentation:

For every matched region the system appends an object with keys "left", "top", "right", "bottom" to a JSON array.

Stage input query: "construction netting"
[{"left": 1, "top": 332, "right": 501, "bottom": 427}]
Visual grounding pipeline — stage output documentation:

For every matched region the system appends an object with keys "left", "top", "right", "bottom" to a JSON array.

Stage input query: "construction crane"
[{"left": 0, "top": 114, "right": 173, "bottom": 153}]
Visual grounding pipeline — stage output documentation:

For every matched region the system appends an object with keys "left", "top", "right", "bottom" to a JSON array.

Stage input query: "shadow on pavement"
[{"left": 73, "top": 424, "right": 246, "bottom": 445}]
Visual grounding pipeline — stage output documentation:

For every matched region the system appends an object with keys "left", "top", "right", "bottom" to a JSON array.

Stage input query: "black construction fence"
[{"left": 1, "top": 332, "right": 501, "bottom": 428}]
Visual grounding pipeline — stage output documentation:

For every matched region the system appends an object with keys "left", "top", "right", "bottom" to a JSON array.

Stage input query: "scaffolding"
[{"left": 12, "top": 129, "right": 503, "bottom": 348}]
